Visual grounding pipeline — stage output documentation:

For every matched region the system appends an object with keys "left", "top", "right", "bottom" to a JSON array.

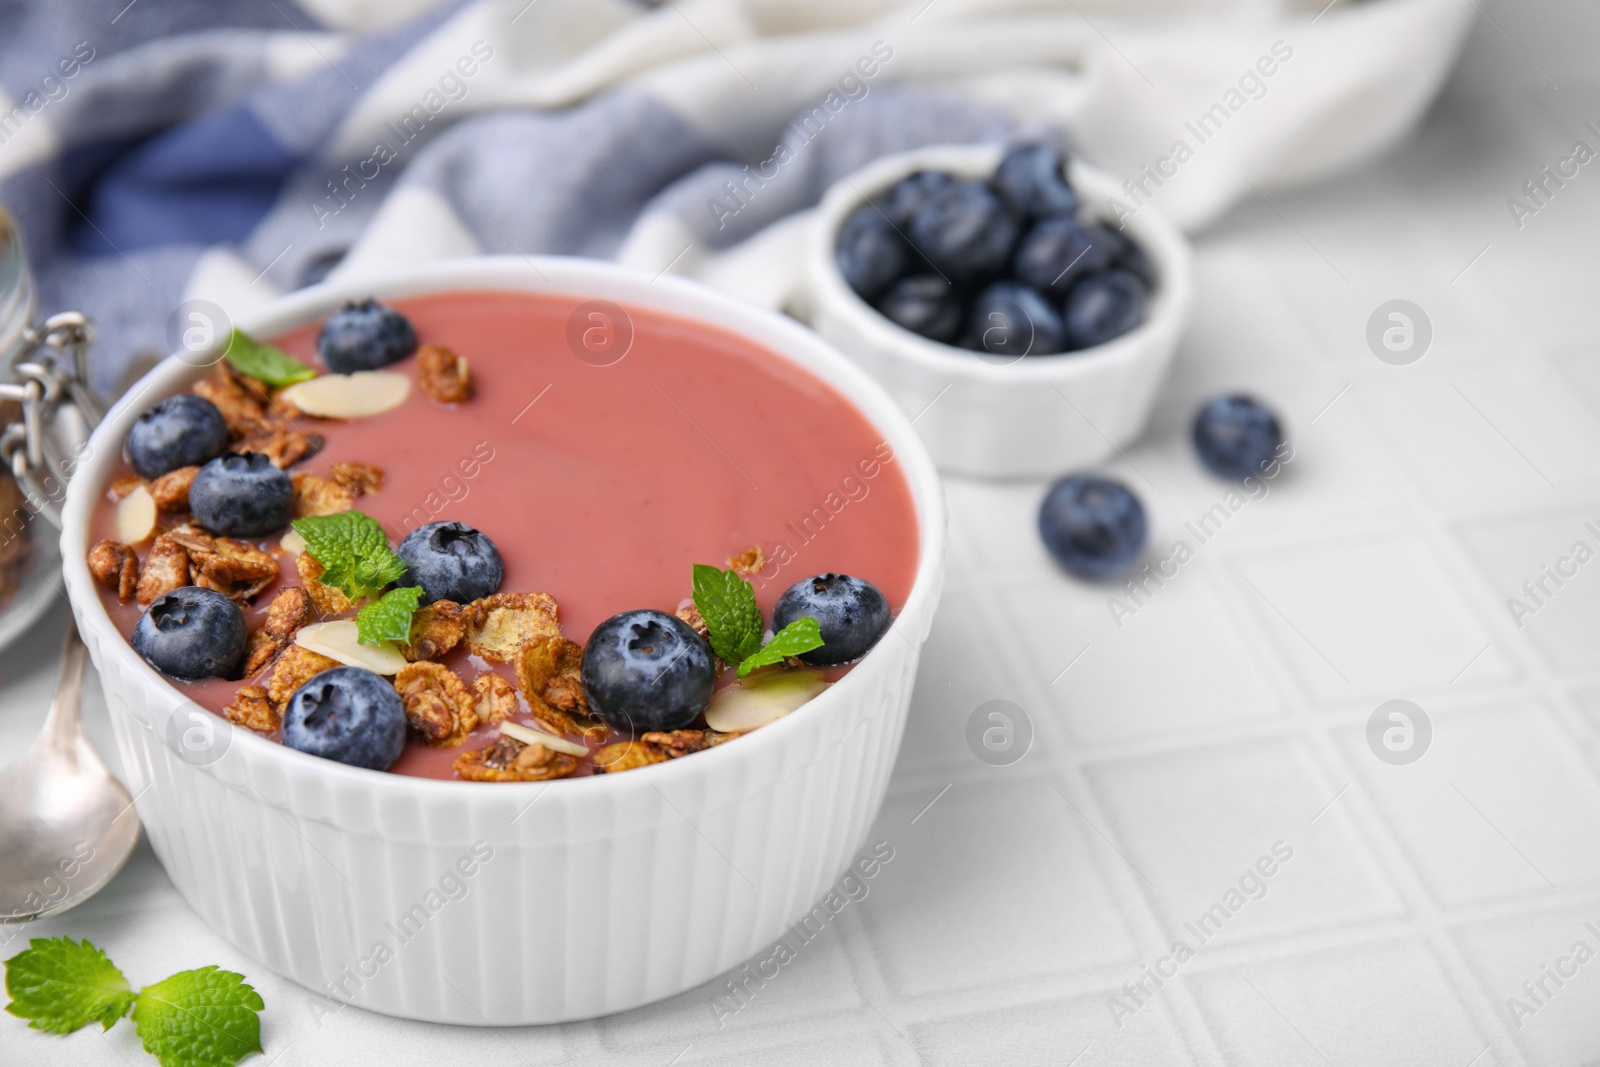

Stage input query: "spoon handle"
[{"left": 40, "top": 615, "right": 88, "bottom": 758}]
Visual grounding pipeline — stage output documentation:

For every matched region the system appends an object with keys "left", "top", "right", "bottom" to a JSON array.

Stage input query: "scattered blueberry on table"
[
  {"left": 774, "top": 573, "right": 891, "bottom": 666},
  {"left": 282, "top": 666, "right": 408, "bottom": 770},
  {"left": 582, "top": 609, "right": 716, "bottom": 733},
  {"left": 1038, "top": 474, "right": 1147, "bottom": 579},
  {"left": 396, "top": 520, "right": 504, "bottom": 605},
  {"left": 132, "top": 586, "right": 247, "bottom": 680},
  {"left": 317, "top": 298, "right": 418, "bottom": 372},
  {"left": 189, "top": 452, "right": 294, "bottom": 537},
  {"left": 837, "top": 142, "right": 1153, "bottom": 355},
  {"left": 125, "top": 394, "right": 230, "bottom": 479},
  {"left": 1192, "top": 394, "right": 1284, "bottom": 480}
]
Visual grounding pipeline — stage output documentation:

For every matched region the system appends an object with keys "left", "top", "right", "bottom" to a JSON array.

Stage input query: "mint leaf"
[
  {"left": 292, "top": 510, "right": 405, "bottom": 604},
  {"left": 737, "top": 617, "right": 825, "bottom": 677},
  {"left": 4, "top": 937, "right": 135, "bottom": 1034},
  {"left": 357, "top": 585, "right": 423, "bottom": 646},
  {"left": 691, "top": 563, "right": 762, "bottom": 667},
  {"left": 131, "top": 966, "right": 262, "bottom": 1067},
  {"left": 222, "top": 329, "right": 314, "bottom": 387}
]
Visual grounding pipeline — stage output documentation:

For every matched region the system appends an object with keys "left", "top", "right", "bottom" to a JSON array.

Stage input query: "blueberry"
[
  {"left": 970, "top": 281, "right": 1067, "bottom": 357},
  {"left": 993, "top": 142, "right": 1078, "bottom": 218},
  {"left": 125, "top": 395, "right": 230, "bottom": 480},
  {"left": 188, "top": 452, "right": 293, "bottom": 537},
  {"left": 909, "top": 180, "right": 1019, "bottom": 279},
  {"left": 878, "top": 170, "right": 954, "bottom": 228},
  {"left": 836, "top": 205, "right": 910, "bottom": 302},
  {"left": 1100, "top": 225, "right": 1156, "bottom": 288},
  {"left": 1013, "top": 216, "right": 1115, "bottom": 298},
  {"left": 773, "top": 573, "right": 890, "bottom": 666},
  {"left": 581, "top": 610, "right": 714, "bottom": 733},
  {"left": 316, "top": 299, "right": 417, "bottom": 373},
  {"left": 1062, "top": 269, "right": 1146, "bottom": 349},
  {"left": 281, "top": 666, "right": 406, "bottom": 771},
  {"left": 1038, "top": 475, "right": 1146, "bottom": 579},
  {"left": 395, "top": 521, "right": 503, "bottom": 605},
  {"left": 877, "top": 275, "right": 965, "bottom": 343},
  {"left": 1192, "top": 394, "right": 1284, "bottom": 480},
  {"left": 132, "top": 586, "right": 247, "bottom": 680}
]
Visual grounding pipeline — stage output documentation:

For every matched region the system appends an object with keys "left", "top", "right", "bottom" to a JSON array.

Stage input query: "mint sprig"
[
  {"left": 222, "top": 329, "right": 315, "bottom": 387},
  {"left": 292, "top": 510, "right": 407, "bottom": 605},
  {"left": 690, "top": 563, "right": 824, "bottom": 675},
  {"left": 357, "top": 585, "right": 424, "bottom": 646},
  {"left": 691, "top": 563, "right": 763, "bottom": 666},
  {"left": 6, "top": 937, "right": 264, "bottom": 1067},
  {"left": 737, "top": 617, "right": 824, "bottom": 677}
]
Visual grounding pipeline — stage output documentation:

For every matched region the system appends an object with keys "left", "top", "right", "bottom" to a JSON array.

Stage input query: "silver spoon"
[{"left": 0, "top": 616, "right": 139, "bottom": 922}]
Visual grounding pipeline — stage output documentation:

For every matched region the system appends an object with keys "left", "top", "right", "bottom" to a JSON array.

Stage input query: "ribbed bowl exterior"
[
  {"left": 62, "top": 258, "right": 947, "bottom": 1025},
  {"left": 801, "top": 145, "right": 1194, "bottom": 481}
]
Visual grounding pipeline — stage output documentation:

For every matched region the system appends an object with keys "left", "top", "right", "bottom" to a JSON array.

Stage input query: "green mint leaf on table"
[
  {"left": 130, "top": 966, "right": 263, "bottom": 1067},
  {"left": 691, "top": 563, "right": 763, "bottom": 667},
  {"left": 357, "top": 585, "right": 424, "bottom": 646},
  {"left": 291, "top": 510, "right": 406, "bottom": 604},
  {"left": 737, "top": 617, "right": 825, "bottom": 677},
  {"left": 4, "top": 937, "right": 134, "bottom": 1034},
  {"left": 222, "top": 329, "right": 315, "bottom": 387}
]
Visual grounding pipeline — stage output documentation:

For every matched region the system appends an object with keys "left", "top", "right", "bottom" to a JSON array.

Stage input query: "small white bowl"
[
  {"left": 801, "top": 144, "right": 1193, "bottom": 480},
  {"left": 61, "top": 257, "right": 947, "bottom": 1025}
]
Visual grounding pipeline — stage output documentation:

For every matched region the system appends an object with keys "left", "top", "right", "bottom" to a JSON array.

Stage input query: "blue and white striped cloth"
[{"left": 0, "top": 0, "right": 1474, "bottom": 395}]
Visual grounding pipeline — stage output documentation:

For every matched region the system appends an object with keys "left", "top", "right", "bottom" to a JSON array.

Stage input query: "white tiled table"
[{"left": 6, "top": 5, "right": 1600, "bottom": 1063}]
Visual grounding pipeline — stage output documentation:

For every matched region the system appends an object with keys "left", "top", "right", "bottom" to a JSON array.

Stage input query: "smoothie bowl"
[{"left": 60, "top": 258, "right": 945, "bottom": 1024}]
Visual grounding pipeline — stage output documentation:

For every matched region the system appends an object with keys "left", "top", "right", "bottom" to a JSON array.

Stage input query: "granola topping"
[
  {"left": 462, "top": 591, "right": 561, "bottom": 663},
  {"left": 395, "top": 661, "right": 476, "bottom": 746},
  {"left": 453, "top": 735, "right": 580, "bottom": 782},
  {"left": 417, "top": 343, "right": 472, "bottom": 404},
  {"left": 88, "top": 540, "right": 139, "bottom": 603}
]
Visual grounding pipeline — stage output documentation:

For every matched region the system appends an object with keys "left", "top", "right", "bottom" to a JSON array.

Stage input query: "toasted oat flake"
[
  {"left": 512, "top": 634, "right": 606, "bottom": 739},
  {"left": 296, "top": 553, "right": 353, "bottom": 615},
  {"left": 244, "top": 586, "right": 311, "bottom": 676},
  {"left": 454, "top": 735, "right": 581, "bottom": 782},
  {"left": 148, "top": 466, "right": 199, "bottom": 514},
  {"left": 330, "top": 461, "right": 383, "bottom": 494},
  {"left": 266, "top": 643, "right": 341, "bottom": 710},
  {"left": 224, "top": 685, "right": 279, "bottom": 733},
  {"left": 463, "top": 592, "right": 561, "bottom": 663},
  {"left": 290, "top": 472, "right": 358, "bottom": 518},
  {"left": 135, "top": 534, "right": 190, "bottom": 605},
  {"left": 727, "top": 545, "right": 765, "bottom": 579},
  {"left": 87, "top": 540, "right": 139, "bottom": 603},
  {"left": 417, "top": 343, "right": 472, "bottom": 404},
  {"left": 470, "top": 671, "right": 517, "bottom": 725},
  {"left": 395, "top": 661, "right": 476, "bottom": 746},
  {"left": 190, "top": 537, "right": 278, "bottom": 602},
  {"left": 400, "top": 599, "right": 465, "bottom": 661},
  {"left": 593, "top": 740, "right": 670, "bottom": 774}
]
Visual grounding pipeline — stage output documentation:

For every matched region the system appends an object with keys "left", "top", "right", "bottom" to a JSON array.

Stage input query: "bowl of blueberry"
[{"left": 804, "top": 141, "right": 1193, "bottom": 480}]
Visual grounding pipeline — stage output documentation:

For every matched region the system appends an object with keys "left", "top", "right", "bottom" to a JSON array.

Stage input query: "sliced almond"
[
  {"left": 499, "top": 720, "right": 591, "bottom": 758},
  {"left": 279, "top": 371, "right": 410, "bottom": 419},
  {"left": 294, "top": 620, "right": 407, "bottom": 675},
  {"left": 279, "top": 529, "right": 307, "bottom": 556},
  {"left": 704, "top": 668, "right": 829, "bottom": 733},
  {"left": 114, "top": 485, "right": 157, "bottom": 544}
]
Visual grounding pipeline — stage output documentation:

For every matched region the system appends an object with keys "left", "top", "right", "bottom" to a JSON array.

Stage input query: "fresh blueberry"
[
  {"left": 132, "top": 586, "right": 247, "bottom": 680},
  {"left": 281, "top": 666, "right": 406, "bottom": 771},
  {"left": 1013, "top": 216, "right": 1115, "bottom": 298},
  {"left": 1062, "top": 269, "right": 1147, "bottom": 349},
  {"left": 993, "top": 142, "right": 1078, "bottom": 218},
  {"left": 877, "top": 275, "right": 966, "bottom": 343},
  {"left": 581, "top": 610, "right": 714, "bottom": 733},
  {"left": 395, "top": 521, "right": 503, "bottom": 605},
  {"left": 316, "top": 299, "right": 417, "bottom": 373},
  {"left": 836, "top": 205, "right": 910, "bottom": 302},
  {"left": 1100, "top": 225, "right": 1156, "bottom": 288},
  {"left": 189, "top": 452, "right": 293, "bottom": 537},
  {"left": 773, "top": 573, "right": 891, "bottom": 666},
  {"left": 125, "top": 395, "right": 230, "bottom": 480},
  {"left": 909, "top": 180, "right": 1019, "bottom": 280},
  {"left": 1038, "top": 475, "right": 1147, "bottom": 579},
  {"left": 970, "top": 281, "right": 1067, "bottom": 357},
  {"left": 1192, "top": 394, "right": 1284, "bottom": 479},
  {"left": 878, "top": 170, "right": 954, "bottom": 228}
]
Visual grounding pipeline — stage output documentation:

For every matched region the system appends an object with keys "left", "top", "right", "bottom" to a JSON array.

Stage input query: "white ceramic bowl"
[
  {"left": 60, "top": 258, "right": 946, "bottom": 1025},
  {"left": 801, "top": 144, "right": 1193, "bottom": 480}
]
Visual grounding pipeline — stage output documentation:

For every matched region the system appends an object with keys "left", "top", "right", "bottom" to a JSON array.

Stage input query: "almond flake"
[
  {"left": 499, "top": 720, "right": 590, "bottom": 758},
  {"left": 279, "top": 371, "right": 410, "bottom": 419},
  {"left": 279, "top": 529, "right": 307, "bottom": 556},
  {"left": 114, "top": 485, "right": 157, "bottom": 544},
  {"left": 704, "top": 668, "right": 829, "bottom": 733},
  {"left": 294, "top": 620, "right": 407, "bottom": 675}
]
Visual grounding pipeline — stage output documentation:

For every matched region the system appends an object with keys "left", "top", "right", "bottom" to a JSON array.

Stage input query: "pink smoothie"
[{"left": 90, "top": 290, "right": 919, "bottom": 779}]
